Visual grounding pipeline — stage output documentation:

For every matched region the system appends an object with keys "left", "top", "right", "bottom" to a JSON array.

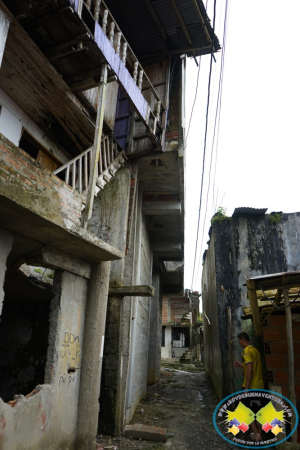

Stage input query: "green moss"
[
  {"left": 34, "top": 268, "right": 43, "bottom": 274},
  {"left": 269, "top": 212, "right": 282, "bottom": 225},
  {"left": 211, "top": 207, "right": 230, "bottom": 225}
]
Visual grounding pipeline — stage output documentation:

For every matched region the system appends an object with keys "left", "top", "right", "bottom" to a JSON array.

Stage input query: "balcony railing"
[
  {"left": 53, "top": 134, "right": 127, "bottom": 196},
  {"left": 71, "top": 0, "right": 166, "bottom": 146}
]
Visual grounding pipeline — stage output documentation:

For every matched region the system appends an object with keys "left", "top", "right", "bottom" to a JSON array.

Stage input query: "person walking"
[{"left": 233, "top": 332, "right": 264, "bottom": 442}]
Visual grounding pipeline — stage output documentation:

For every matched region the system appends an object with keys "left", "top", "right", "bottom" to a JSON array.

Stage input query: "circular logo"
[{"left": 213, "top": 389, "right": 299, "bottom": 448}]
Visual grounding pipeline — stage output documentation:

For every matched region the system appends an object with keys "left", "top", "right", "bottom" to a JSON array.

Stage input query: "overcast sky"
[{"left": 184, "top": 0, "right": 300, "bottom": 291}]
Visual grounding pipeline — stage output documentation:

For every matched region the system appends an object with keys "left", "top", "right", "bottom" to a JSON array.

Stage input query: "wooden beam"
[
  {"left": 109, "top": 285, "right": 155, "bottom": 297},
  {"left": 168, "top": 0, "right": 193, "bottom": 47},
  {"left": 246, "top": 279, "right": 263, "bottom": 336},
  {"left": 44, "top": 33, "right": 90, "bottom": 58},
  {"left": 143, "top": 0, "right": 167, "bottom": 40},
  {"left": 191, "top": 0, "right": 214, "bottom": 48},
  {"left": 284, "top": 289, "right": 297, "bottom": 444}
]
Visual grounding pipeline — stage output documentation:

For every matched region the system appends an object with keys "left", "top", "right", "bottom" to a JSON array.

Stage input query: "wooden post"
[
  {"left": 283, "top": 288, "right": 297, "bottom": 444},
  {"left": 246, "top": 279, "right": 262, "bottom": 336},
  {"left": 82, "top": 63, "right": 107, "bottom": 227}
]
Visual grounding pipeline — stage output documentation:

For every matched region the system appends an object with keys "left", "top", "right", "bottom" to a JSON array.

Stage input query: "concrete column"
[
  {"left": 0, "top": 9, "right": 10, "bottom": 68},
  {"left": 77, "top": 261, "right": 111, "bottom": 450},
  {"left": 99, "top": 295, "right": 123, "bottom": 436},
  {"left": 147, "top": 268, "right": 161, "bottom": 384},
  {"left": 0, "top": 227, "right": 13, "bottom": 315}
]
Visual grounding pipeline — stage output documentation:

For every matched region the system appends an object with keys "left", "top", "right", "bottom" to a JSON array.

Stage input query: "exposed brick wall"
[
  {"left": 162, "top": 296, "right": 190, "bottom": 324},
  {"left": 263, "top": 314, "right": 300, "bottom": 401},
  {"left": 0, "top": 133, "right": 82, "bottom": 227}
]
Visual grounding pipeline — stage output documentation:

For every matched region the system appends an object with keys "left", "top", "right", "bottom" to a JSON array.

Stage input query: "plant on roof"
[
  {"left": 269, "top": 212, "right": 282, "bottom": 225},
  {"left": 211, "top": 207, "right": 229, "bottom": 225}
]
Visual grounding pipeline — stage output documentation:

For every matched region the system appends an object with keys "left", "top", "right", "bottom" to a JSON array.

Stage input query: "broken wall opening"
[{"left": 0, "top": 267, "right": 54, "bottom": 402}]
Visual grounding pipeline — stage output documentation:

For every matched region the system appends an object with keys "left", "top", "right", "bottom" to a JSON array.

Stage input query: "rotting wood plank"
[
  {"left": 0, "top": 2, "right": 95, "bottom": 152},
  {"left": 109, "top": 285, "right": 155, "bottom": 297}
]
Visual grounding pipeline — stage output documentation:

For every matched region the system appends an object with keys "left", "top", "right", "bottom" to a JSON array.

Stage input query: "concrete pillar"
[
  {"left": 0, "top": 227, "right": 13, "bottom": 315},
  {"left": 99, "top": 295, "right": 123, "bottom": 436},
  {"left": 147, "top": 268, "right": 161, "bottom": 384},
  {"left": 77, "top": 261, "right": 111, "bottom": 450},
  {"left": 0, "top": 9, "right": 10, "bottom": 68}
]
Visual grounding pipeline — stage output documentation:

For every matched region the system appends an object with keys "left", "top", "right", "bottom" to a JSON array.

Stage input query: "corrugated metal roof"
[
  {"left": 105, "top": 0, "right": 221, "bottom": 60},
  {"left": 232, "top": 207, "right": 268, "bottom": 217}
]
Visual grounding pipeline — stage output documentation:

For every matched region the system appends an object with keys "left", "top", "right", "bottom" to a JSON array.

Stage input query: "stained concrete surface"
[{"left": 97, "top": 362, "right": 234, "bottom": 450}]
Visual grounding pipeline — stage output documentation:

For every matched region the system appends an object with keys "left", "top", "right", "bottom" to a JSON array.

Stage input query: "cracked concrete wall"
[
  {"left": 202, "top": 212, "right": 299, "bottom": 399},
  {"left": 0, "top": 270, "right": 88, "bottom": 450}
]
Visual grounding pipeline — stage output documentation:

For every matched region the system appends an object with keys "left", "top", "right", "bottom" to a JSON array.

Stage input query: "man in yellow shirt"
[{"left": 234, "top": 332, "right": 265, "bottom": 441}]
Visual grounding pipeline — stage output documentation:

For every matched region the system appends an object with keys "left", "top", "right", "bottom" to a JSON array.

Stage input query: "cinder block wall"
[{"left": 263, "top": 314, "right": 300, "bottom": 401}]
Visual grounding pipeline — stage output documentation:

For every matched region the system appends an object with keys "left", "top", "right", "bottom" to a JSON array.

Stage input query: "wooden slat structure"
[{"left": 245, "top": 271, "right": 300, "bottom": 444}]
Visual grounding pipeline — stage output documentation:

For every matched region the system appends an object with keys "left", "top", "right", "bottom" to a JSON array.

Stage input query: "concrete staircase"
[{"left": 180, "top": 349, "right": 192, "bottom": 364}]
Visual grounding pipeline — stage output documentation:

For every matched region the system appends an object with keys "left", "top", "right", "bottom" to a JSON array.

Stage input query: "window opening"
[
  {"left": 19, "top": 129, "right": 60, "bottom": 172},
  {"left": 266, "top": 370, "right": 274, "bottom": 383},
  {"left": 172, "top": 327, "right": 190, "bottom": 348},
  {"left": 0, "top": 265, "right": 54, "bottom": 402},
  {"left": 264, "top": 342, "right": 271, "bottom": 354}
]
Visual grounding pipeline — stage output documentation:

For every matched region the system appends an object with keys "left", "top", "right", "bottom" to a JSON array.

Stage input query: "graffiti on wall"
[{"left": 59, "top": 331, "right": 81, "bottom": 387}]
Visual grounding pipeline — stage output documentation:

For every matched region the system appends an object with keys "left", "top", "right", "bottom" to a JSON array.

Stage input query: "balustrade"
[
  {"left": 53, "top": 135, "right": 125, "bottom": 195},
  {"left": 80, "top": 0, "right": 165, "bottom": 143}
]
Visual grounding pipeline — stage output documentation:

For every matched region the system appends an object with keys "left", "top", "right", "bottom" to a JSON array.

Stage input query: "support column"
[
  {"left": 83, "top": 63, "right": 108, "bottom": 226},
  {"left": 77, "top": 261, "right": 111, "bottom": 450},
  {"left": 0, "top": 227, "right": 13, "bottom": 315},
  {"left": 0, "top": 9, "right": 10, "bottom": 68},
  {"left": 147, "top": 268, "right": 161, "bottom": 384}
]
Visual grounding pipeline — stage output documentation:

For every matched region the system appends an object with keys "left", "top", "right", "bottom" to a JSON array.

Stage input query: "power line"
[
  {"left": 191, "top": 0, "right": 217, "bottom": 290},
  {"left": 194, "top": 0, "right": 230, "bottom": 286}
]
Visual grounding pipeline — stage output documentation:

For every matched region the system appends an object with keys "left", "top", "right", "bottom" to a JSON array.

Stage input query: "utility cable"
[
  {"left": 191, "top": 0, "right": 217, "bottom": 290},
  {"left": 194, "top": 0, "right": 229, "bottom": 286}
]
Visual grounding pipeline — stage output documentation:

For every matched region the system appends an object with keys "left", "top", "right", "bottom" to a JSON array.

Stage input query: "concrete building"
[
  {"left": 202, "top": 208, "right": 300, "bottom": 412},
  {"left": 161, "top": 288, "right": 201, "bottom": 362},
  {"left": 0, "top": 1, "right": 219, "bottom": 449}
]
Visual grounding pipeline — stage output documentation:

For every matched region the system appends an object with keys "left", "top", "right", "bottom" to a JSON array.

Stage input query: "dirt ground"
[{"left": 97, "top": 361, "right": 235, "bottom": 450}]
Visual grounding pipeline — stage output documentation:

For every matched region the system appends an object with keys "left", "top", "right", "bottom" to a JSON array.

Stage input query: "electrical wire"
[
  {"left": 191, "top": 0, "right": 217, "bottom": 290},
  {"left": 194, "top": 0, "right": 229, "bottom": 286},
  {"left": 258, "top": 285, "right": 300, "bottom": 310}
]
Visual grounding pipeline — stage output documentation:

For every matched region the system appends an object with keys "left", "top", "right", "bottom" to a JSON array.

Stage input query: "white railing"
[
  {"left": 82, "top": 0, "right": 165, "bottom": 140},
  {"left": 53, "top": 134, "right": 126, "bottom": 194}
]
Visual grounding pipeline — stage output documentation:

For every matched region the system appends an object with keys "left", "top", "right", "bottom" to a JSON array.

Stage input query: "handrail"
[{"left": 53, "top": 134, "right": 125, "bottom": 194}]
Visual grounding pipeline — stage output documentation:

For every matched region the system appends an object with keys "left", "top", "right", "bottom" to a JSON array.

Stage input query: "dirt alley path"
[{"left": 97, "top": 362, "right": 235, "bottom": 450}]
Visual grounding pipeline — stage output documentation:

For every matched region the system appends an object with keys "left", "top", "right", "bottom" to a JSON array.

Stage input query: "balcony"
[{"left": 1, "top": 0, "right": 166, "bottom": 153}]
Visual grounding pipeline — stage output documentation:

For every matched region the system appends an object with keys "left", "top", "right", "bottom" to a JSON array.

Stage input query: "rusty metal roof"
[
  {"left": 105, "top": 0, "right": 221, "bottom": 60},
  {"left": 232, "top": 207, "right": 268, "bottom": 217}
]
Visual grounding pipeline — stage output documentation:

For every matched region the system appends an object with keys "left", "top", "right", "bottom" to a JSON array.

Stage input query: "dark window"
[
  {"left": 264, "top": 342, "right": 271, "bottom": 354},
  {"left": 172, "top": 327, "right": 190, "bottom": 348},
  {"left": 162, "top": 326, "right": 165, "bottom": 347},
  {"left": 267, "top": 370, "right": 274, "bottom": 383}
]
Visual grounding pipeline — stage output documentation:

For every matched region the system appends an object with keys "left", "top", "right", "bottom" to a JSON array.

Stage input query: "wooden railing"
[
  {"left": 82, "top": 0, "right": 165, "bottom": 140},
  {"left": 53, "top": 134, "right": 126, "bottom": 195}
]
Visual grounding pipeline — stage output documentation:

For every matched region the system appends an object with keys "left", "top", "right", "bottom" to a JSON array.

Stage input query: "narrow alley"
[{"left": 97, "top": 362, "right": 232, "bottom": 450}]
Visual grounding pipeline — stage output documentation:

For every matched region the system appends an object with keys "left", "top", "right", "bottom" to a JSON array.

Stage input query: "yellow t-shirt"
[{"left": 242, "top": 345, "right": 264, "bottom": 389}]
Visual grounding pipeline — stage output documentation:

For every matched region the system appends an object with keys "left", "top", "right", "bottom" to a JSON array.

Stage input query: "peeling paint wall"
[{"left": 202, "top": 212, "right": 296, "bottom": 400}]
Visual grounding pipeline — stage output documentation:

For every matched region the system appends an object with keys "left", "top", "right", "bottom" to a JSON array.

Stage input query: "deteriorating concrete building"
[
  {"left": 202, "top": 208, "right": 300, "bottom": 413},
  {"left": 0, "top": 1, "right": 219, "bottom": 449}
]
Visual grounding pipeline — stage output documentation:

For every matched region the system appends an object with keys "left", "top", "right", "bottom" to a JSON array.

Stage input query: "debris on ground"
[{"left": 97, "top": 361, "right": 233, "bottom": 449}]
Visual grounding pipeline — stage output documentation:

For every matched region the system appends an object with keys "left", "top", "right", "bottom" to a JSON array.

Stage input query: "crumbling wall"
[
  {"left": 0, "top": 134, "right": 82, "bottom": 229},
  {"left": 0, "top": 270, "right": 88, "bottom": 450}
]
